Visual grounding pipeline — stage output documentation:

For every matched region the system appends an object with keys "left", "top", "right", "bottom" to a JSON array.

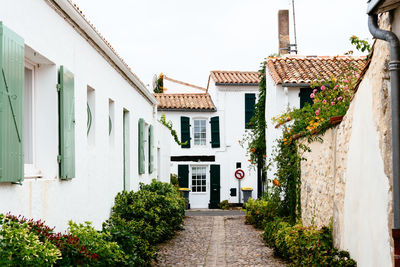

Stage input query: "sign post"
[{"left": 235, "top": 169, "right": 245, "bottom": 204}]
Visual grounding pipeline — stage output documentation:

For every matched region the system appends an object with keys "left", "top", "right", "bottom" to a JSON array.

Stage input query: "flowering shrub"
[
  {"left": 0, "top": 214, "right": 61, "bottom": 266},
  {"left": 262, "top": 218, "right": 356, "bottom": 266},
  {"left": 244, "top": 197, "right": 277, "bottom": 228}
]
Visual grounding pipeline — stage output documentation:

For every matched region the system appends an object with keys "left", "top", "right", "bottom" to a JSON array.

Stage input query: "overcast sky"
[{"left": 72, "top": 0, "right": 372, "bottom": 88}]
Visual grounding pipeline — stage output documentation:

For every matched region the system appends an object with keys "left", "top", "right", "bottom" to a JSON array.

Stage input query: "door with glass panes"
[{"left": 189, "top": 165, "right": 209, "bottom": 208}]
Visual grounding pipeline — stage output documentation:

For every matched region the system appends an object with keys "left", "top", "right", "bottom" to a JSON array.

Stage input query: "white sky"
[{"left": 72, "top": 0, "right": 372, "bottom": 88}]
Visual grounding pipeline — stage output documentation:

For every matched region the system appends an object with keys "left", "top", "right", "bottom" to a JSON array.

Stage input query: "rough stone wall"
[{"left": 300, "top": 13, "right": 393, "bottom": 266}]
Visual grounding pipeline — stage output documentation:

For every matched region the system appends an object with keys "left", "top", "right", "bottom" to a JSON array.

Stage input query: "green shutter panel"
[
  {"left": 0, "top": 23, "right": 24, "bottom": 183},
  {"left": 138, "top": 118, "right": 145, "bottom": 174},
  {"left": 245, "top": 93, "right": 256, "bottom": 129},
  {"left": 299, "top": 88, "right": 314, "bottom": 109},
  {"left": 210, "top": 116, "right": 220, "bottom": 148},
  {"left": 209, "top": 164, "right": 221, "bottom": 208},
  {"left": 58, "top": 66, "right": 75, "bottom": 179},
  {"left": 180, "top": 116, "right": 190, "bottom": 148},
  {"left": 178, "top": 164, "right": 189, "bottom": 188},
  {"left": 148, "top": 124, "right": 154, "bottom": 174}
]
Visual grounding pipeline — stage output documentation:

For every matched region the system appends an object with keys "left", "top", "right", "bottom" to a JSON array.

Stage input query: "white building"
[
  {"left": 155, "top": 71, "right": 260, "bottom": 208},
  {"left": 264, "top": 55, "right": 366, "bottom": 182},
  {"left": 0, "top": 0, "right": 170, "bottom": 230}
]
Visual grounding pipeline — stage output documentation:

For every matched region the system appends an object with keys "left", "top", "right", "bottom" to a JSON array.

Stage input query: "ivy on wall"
[{"left": 160, "top": 113, "right": 187, "bottom": 146}]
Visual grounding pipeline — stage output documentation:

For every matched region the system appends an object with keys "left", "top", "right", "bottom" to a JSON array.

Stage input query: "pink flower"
[
  {"left": 356, "top": 73, "right": 360, "bottom": 78},
  {"left": 334, "top": 85, "right": 338, "bottom": 90},
  {"left": 321, "top": 85, "right": 326, "bottom": 91},
  {"left": 313, "top": 89, "right": 317, "bottom": 94},
  {"left": 331, "top": 102, "right": 335, "bottom": 105},
  {"left": 315, "top": 109, "right": 320, "bottom": 116},
  {"left": 337, "top": 96, "right": 343, "bottom": 101},
  {"left": 344, "top": 86, "right": 349, "bottom": 90},
  {"left": 344, "top": 79, "right": 349, "bottom": 83},
  {"left": 322, "top": 99, "right": 327, "bottom": 104},
  {"left": 314, "top": 99, "right": 319, "bottom": 103},
  {"left": 310, "top": 93, "right": 315, "bottom": 98}
]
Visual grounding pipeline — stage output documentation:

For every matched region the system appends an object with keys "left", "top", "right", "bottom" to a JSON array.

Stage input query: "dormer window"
[{"left": 194, "top": 119, "right": 206, "bottom": 145}]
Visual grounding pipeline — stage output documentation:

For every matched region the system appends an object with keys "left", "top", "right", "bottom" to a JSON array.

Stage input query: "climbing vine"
[{"left": 160, "top": 113, "right": 187, "bottom": 146}]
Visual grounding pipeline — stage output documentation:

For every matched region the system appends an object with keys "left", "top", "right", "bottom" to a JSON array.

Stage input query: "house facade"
[
  {"left": 0, "top": 0, "right": 169, "bottom": 230},
  {"left": 264, "top": 56, "right": 366, "bottom": 182},
  {"left": 155, "top": 71, "right": 259, "bottom": 208}
]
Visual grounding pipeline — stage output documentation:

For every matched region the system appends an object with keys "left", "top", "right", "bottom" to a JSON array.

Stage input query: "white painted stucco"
[{"left": 0, "top": 0, "right": 167, "bottom": 230}]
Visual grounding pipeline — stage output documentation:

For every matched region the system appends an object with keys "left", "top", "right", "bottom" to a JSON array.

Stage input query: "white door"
[{"left": 189, "top": 166, "right": 209, "bottom": 208}]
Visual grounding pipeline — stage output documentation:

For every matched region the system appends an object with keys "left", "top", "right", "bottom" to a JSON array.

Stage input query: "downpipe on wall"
[{"left": 368, "top": 13, "right": 400, "bottom": 266}]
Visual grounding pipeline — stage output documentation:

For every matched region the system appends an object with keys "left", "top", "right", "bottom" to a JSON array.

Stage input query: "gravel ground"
[{"left": 153, "top": 216, "right": 286, "bottom": 267}]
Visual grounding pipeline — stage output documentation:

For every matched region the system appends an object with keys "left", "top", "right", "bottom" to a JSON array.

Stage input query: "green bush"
[
  {"left": 244, "top": 198, "right": 277, "bottom": 229},
  {"left": 103, "top": 179, "right": 185, "bottom": 266},
  {"left": 0, "top": 214, "right": 61, "bottom": 267},
  {"left": 170, "top": 173, "right": 179, "bottom": 187},
  {"left": 262, "top": 218, "right": 357, "bottom": 266},
  {"left": 67, "top": 221, "right": 126, "bottom": 266},
  {"left": 218, "top": 200, "right": 230, "bottom": 210}
]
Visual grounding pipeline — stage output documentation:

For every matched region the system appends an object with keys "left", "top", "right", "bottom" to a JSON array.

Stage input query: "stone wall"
[{"left": 300, "top": 13, "right": 394, "bottom": 266}]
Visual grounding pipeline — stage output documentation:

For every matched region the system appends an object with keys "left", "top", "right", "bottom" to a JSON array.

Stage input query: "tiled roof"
[
  {"left": 266, "top": 56, "right": 367, "bottom": 85},
  {"left": 210, "top": 71, "right": 260, "bottom": 85},
  {"left": 154, "top": 93, "right": 216, "bottom": 111}
]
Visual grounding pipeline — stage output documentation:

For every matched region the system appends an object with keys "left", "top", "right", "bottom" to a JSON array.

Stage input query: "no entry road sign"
[{"left": 235, "top": 169, "right": 245, "bottom": 180}]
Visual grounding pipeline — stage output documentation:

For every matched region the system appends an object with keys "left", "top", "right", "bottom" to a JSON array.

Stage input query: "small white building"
[
  {"left": 264, "top": 56, "right": 366, "bottom": 182},
  {"left": 0, "top": 0, "right": 170, "bottom": 230},
  {"left": 155, "top": 71, "right": 260, "bottom": 208}
]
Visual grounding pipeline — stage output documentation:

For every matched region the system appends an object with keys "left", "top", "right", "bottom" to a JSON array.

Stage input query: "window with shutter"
[
  {"left": 210, "top": 116, "right": 220, "bottom": 148},
  {"left": 178, "top": 164, "right": 189, "bottom": 188},
  {"left": 58, "top": 66, "right": 75, "bottom": 179},
  {"left": 149, "top": 124, "right": 154, "bottom": 174},
  {"left": 0, "top": 22, "right": 24, "bottom": 183},
  {"left": 245, "top": 93, "right": 256, "bottom": 129},
  {"left": 299, "top": 87, "right": 316, "bottom": 108},
  {"left": 180, "top": 116, "right": 190, "bottom": 148},
  {"left": 138, "top": 118, "right": 145, "bottom": 174}
]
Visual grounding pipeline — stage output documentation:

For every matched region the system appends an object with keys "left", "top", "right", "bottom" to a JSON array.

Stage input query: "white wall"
[
  {"left": 0, "top": 0, "right": 161, "bottom": 230},
  {"left": 265, "top": 71, "right": 300, "bottom": 182},
  {"left": 163, "top": 78, "right": 205, "bottom": 94}
]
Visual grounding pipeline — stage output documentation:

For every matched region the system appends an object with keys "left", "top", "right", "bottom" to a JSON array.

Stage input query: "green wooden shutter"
[
  {"left": 210, "top": 116, "right": 220, "bottom": 148},
  {"left": 138, "top": 118, "right": 145, "bottom": 174},
  {"left": 0, "top": 23, "right": 24, "bottom": 183},
  {"left": 58, "top": 66, "right": 75, "bottom": 179},
  {"left": 180, "top": 116, "right": 190, "bottom": 148},
  {"left": 299, "top": 87, "right": 315, "bottom": 109},
  {"left": 178, "top": 164, "right": 189, "bottom": 188},
  {"left": 245, "top": 93, "right": 256, "bottom": 129},
  {"left": 148, "top": 124, "right": 154, "bottom": 174}
]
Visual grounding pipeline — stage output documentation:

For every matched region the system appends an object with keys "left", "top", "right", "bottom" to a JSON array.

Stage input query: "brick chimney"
[{"left": 278, "top": 9, "right": 290, "bottom": 55}]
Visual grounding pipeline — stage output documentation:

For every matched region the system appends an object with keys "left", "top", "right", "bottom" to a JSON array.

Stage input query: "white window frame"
[
  {"left": 193, "top": 118, "right": 207, "bottom": 146},
  {"left": 190, "top": 165, "right": 208, "bottom": 194},
  {"left": 24, "top": 60, "right": 41, "bottom": 178}
]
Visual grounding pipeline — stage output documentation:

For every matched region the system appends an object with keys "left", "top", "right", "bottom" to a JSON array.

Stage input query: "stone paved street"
[{"left": 153, "top": 215, "right": 286, "bottom": 267}]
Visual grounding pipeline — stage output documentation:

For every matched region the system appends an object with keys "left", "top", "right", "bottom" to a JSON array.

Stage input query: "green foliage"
[
  {"left": 160, "top": 113, "right": 188, "bottom": 146},
  {"left": 153, "top": 73, "right": 164, "bottom": 93},
  {"left": 0, "top": 214, "right": 61, "bottom": 267},
  {"left": 241, "top": 61, "right": 267, "bottom": 172},
  {"left": 67, "top": 221, "right": 126, "bottom": 266},
  {"left": 218, "top": 200, "right": 231, "bottom": 210},
  {"left": 103, "top": 180, "right": 185, "bottom": 266},
  {"left": 170, "top": 173, "right": 179, "bottom": 187},
  {"left": 350, "top": 35, "right": 371, "bottom": 54},
  {"left": 244, "top": 197, "right": 277, "bottom": 228},
  {"left": 262, "top": 218, "right": 356, "bottom": 266}
]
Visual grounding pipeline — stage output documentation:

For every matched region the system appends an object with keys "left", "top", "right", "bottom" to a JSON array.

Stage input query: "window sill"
[
  {"left": 24, "top": 174, "right": 43, "bottom": 179},
  {"left": 24, "top": 165, "right": 43, "bottom": 179}
]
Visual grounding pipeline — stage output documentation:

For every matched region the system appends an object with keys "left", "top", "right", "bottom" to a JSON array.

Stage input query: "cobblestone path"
[{"left": 153, "top": 215, "right": 286, "bottom": 267}]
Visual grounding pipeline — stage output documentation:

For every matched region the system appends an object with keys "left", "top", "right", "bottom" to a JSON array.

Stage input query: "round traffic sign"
[{"left": 235, "top": 169, "right": 245, "bottom": 180}]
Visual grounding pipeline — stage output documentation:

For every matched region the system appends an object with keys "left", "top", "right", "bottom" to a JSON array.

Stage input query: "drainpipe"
[{"left": 368, "top": 13, "right": 400, "bottom": 266}]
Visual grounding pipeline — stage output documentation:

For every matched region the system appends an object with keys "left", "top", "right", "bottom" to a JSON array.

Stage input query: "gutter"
[
  {"left": 53, "top": 0, "right": 158, "bottom": 105},
  {"left": 368, "top": 9, "right": 400, "bottom": 266},
  {"left": 281, "top": 83, "right": 311, "bottom": 88}
]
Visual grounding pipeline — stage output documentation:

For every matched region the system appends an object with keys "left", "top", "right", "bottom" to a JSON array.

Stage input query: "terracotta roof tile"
[
  {"left": 154, "top": 93, "right": 216, "bottom": 111},
  {"left": 211, "top": 70, "right": 260, "bottom": 85},
  {"left": 266, "top": 56, "right": 367, "bottom": 85}
]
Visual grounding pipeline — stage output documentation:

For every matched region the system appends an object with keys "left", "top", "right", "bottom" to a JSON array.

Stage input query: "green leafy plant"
[
  {"left": 244, "top": 197, "right": 277, "bottom": 228},
  {"left": 0, "top": 214, "right": 61, "bottom": 267},
  {"left": 170, "top": 173, "right": 179, "bottom": 187},
  {"left": 218, "top": 200, "right": 231, "bottom": 210},
  {"left": 160, "top": 113, "right": 188, "bottom": 146}
]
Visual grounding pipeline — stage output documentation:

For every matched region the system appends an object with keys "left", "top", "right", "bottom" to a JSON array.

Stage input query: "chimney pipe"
[{"left": 278, "top": 9, "right": 290, "bottom": 55}]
